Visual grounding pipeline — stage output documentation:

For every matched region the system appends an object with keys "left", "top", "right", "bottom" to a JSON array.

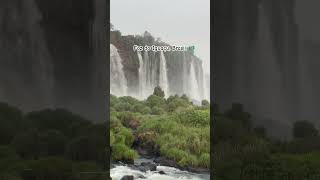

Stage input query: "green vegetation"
[
  {"left": 110, "top": 86, "right": 210, "bottom": 169},
  {"left": 0, "top": 103, "right": 107, "bottom": 180},
  {"left": 213, "top": 103, "right": 320, "bottom": 179}
]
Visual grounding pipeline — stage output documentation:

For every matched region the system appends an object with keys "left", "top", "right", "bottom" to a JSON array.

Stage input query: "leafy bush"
[
  {"left": 293, "top": 120, "right": 319, "bottom": 139},
  {"left": 112, "top": 143, "right": 138, "bottom": 161},
  {"left": 116, "top": 128, "right": 134, "bottom": 147}
]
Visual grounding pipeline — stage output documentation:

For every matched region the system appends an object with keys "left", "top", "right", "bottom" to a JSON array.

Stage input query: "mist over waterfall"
[
  {"left": 159, "top": 51, "right": 169, "bottom": 97},
  {"left": 110, "top": 44, "right": 127, "bottom": 96}
]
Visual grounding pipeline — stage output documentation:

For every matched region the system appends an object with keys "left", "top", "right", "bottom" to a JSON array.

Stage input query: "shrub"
[
  {"left": 117, "top": 128, "right": 134, "bottom": 147},
  {"left": 293, "top": 120, "right": 318, "bottom": 139},
  {"left": 151, "top": 107, "right": 165, "bottom": 115},
  {"left": 199, "top": 153, "right": 210, "bottom": 168},
  {"left": 112, "top": 143, "right": 138, "bottom": 161}
]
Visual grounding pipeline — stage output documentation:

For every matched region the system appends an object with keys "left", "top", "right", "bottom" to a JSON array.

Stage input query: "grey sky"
[
  {"left": 296, "top": 0, "right": 320, "bottom": 40},
  {"left": 111, "top": 0, "right": 210, "bottom": 73}
]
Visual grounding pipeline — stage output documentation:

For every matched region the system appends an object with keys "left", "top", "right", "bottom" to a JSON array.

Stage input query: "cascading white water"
[
  {"left": 138, "top": 51, "right": 147, "bottom": 99},
  {"left": 112, "top": 46, "right": 208, "bottom": 101},
  {"left": 159, "top": 51, "right": 169, "bottom": 97},
  {"left": 143, "top": 50, "right": 158, "bottom": 97},
  {"left": 188, "top": 60, "right": 201, "bottom": 101},
  {"left": 202, "top": 71, "right": 210, "bottom": 101},
  {"left": 111, "top": 165, "right": 209, "bottom": 180},
  {"left": 110, "top": 44, "right": 127, "bottom": 96},
  {"left": 182, "top": 52, "right": 189, "bottom": 94}
]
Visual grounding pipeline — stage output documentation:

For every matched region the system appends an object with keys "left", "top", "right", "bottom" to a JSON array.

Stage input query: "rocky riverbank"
[{"left": 110, "top": 157, "right": 210, "bottom": 180}]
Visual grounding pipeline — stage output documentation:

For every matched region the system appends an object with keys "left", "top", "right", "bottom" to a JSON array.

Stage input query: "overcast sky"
[
  {"left": 296, "top": 0, "right": 320, "bottom": 40},
  {"left": 111, "top": 0, "right": 210, "bottom": 73}
]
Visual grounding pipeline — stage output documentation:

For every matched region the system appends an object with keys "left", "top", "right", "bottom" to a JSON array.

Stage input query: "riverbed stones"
[
  {"left": 139, "top": 162, "right": 157, "bottom": 171},
  {"left": 120, "top": 175, "right": 134, "bottom": 180}
]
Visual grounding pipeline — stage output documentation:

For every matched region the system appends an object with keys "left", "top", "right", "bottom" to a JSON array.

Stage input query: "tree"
[
  {"left": 0, "top": 103, "right": 23, "bottom": 145},
  {"left": 146, "top": 95, "right": 165, "bottom": 108},
  {"left": 181, "top": 94, "right": 189, "bottom": 102},
  {"left": 26, "top": 158, "right": 76, "bottom": 180},
  {"left": 201, "top": 100, "right": 210, "bottom": 107},
  {"left": 153, "top": 86, "right": 165, "bottom": 98},
  {"left": 143, "top": 31, "right": 155, "bottom": 44},
  {"left": 66, "top": 135, "right": 105, "bottom": 162},
  {"left": 38, "top": 130, "right": 67, "bottom": 156},
  {"left": 151, "top": 106, "right": 165, "bottom": 115},
  {"left": 11, "top": 130, "right": 39, "bottom": 159},
  {"left": 293, "top": 120, "right": 318, "bottom": 139},
  {"left": 224, "top": 103, "right": 252, "bottom": 130}
]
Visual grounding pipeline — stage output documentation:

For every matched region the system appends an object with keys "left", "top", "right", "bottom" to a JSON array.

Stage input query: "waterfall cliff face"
[
  {"left": 214, "top": 0, "right": 320, "bottom": 137},
  {"left": 0, "top": 0, "right": 106, "bottom": 122},
  {"left": 109, "top": 33, "right": 209, "bottom": 101}
]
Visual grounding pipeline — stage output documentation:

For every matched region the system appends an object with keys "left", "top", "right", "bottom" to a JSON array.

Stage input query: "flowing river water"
[{"left": 110, "top": 158, "right": 210, "bottom": 180}]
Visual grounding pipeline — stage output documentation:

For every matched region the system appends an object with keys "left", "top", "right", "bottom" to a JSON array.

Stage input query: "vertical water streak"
[
  {"left": 159, "top": 51, "right": 169, "bottom": 97},
  {"left": 138, "top": 51, "right": 146, "bottom": 99},
  {"left": 248, "top": 4, "right": 288, "bottom": 124},
  {"left": 0, "top": 0, "right": 54, "bottom": 110},
  {"left": 182, "top": 52, "right": 188, "bottom": 93},
  {"left": 110, "top": 44, "right": 127, "bottom": 96},
  {"left": 188, "top": 60, "right": 201, "bottom": 101},
  {"left": 203, "top": 64, "right": 210, "bottom": 101}
]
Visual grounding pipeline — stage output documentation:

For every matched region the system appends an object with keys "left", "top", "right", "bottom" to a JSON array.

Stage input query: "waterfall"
[
  {"left": 109, "top": 38, "right": 208, "bottom": 102},
  {"left": 159, "top": 51, "right": 169, "bottom": 97},
  {"left": 248, "top": 4, "right": 288, "bottom": 123},
  {"left": 138, "top": 51, "right": 146, "bottom": 99},
  {"left": 203, "top": 70, "right": 210, "bottom": 101},
  {"left": 110, "top": 44, "right": 127, "bottom": 96},
  {"left": 188, "top": 60, "right": 200, "bottom": 101},
  {"left": 182, "top": 52, "right": 189, "bottom": 93},
  {"left": 144, "top": 51, "right": 151, "bottom": 95},
  {"left": 0, "top": 0, "right": 54, "bottom": 110}
]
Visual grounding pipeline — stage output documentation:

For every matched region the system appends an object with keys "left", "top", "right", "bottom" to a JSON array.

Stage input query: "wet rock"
[
  {"left": 186, "top": 166, "right": 210, "bottom": 174},
  {"left": 154, "top": 157, "right": 182, "bottom": 169},
  {"left": 120, "top": 175, "right": 134, "bottom": 180},
  {"left": 154, "top": 157, "right": 210, "bottom": 174},
  {"left": 139, "top": 162, "right": 157, "bottom": 171},
  {"left": 158, "top": 171, "right": 166, "bottom": 175},
  {"left": 137, "top": 175, "right": 146, "bottom": 179}
]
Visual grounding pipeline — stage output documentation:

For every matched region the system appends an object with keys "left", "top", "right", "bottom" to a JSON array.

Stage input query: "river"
[{"left": 110, "top": 158, "right": 210, "bottom": 180}]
